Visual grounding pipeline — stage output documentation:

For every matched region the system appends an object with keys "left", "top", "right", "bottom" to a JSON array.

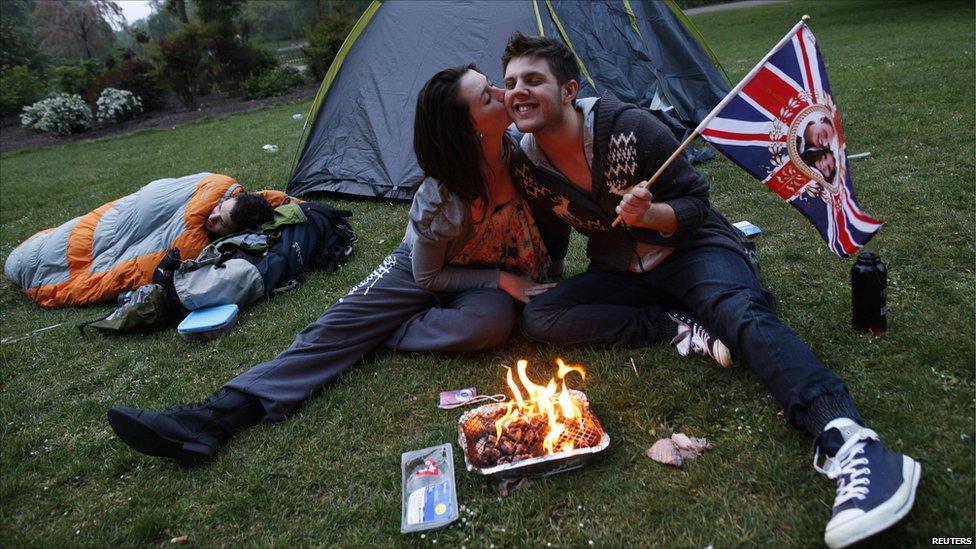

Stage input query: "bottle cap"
[{"left": 857, "top": 251, "right": 880, "bottom": 262}]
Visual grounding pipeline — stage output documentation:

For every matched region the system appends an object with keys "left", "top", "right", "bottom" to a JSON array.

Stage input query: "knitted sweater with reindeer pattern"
[{"left": 511, "top": 92, "right": 750, "bottom": 274}]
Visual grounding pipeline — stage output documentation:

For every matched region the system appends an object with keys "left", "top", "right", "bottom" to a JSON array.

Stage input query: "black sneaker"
[
  {"left": 150, "top": 248, "right": 187, "bottom": 323},
  {"left": 107, "top": 388, "right": 264, "bottom": 466},
  {"left": 151, "top": 248, "right": 182, "bottom": 285},
  {"left": 667, "top": 311, "right": 732, "bottom": 368},
  {"left": 814, "top": 419, "right": 921, "bottom": 548}
]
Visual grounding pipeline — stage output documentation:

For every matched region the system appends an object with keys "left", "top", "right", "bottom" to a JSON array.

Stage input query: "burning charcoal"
[
  {"left": 514, "top": 453, "right": 532, "bottom": 463},
  {"left": 474, "top": 436, "right": 493, "bottom": 456},
  {"left": 498, "top": 437, "right": 516, "bottom": 455},
  {"left": 480, "top": 447, "right": 501, "bottom": 467},
  {"left": 497, "top": 455, "right": 512, "bottom": 464},
  {"left": 582, "top": 429, "right": 601, "bottom": 448}
]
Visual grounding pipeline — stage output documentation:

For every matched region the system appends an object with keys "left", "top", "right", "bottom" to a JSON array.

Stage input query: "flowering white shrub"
[
  {"left": 20, "top": 94, "right": 92, "bottom": 135},
  {"left": 95, "top": 88, "right": 143, "bottom": 123}
]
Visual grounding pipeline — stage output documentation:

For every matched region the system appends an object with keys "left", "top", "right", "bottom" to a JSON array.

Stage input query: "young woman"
[{"left": 106, "top": 65, "right": 560, "bottom": 466}]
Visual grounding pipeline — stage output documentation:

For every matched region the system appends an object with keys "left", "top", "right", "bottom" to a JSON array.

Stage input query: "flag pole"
[{"left": 611, "top": 15, "right": 811, "bottom": 228}]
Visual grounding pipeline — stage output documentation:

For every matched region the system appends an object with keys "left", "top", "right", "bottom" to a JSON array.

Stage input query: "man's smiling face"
[{"left": 503, "top": 55, "right": 567, "bottom": 134}]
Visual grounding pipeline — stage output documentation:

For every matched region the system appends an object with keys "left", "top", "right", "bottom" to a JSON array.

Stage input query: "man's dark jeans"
[{"left": 522, "top": 245, "right": 861, "bottom": 435}]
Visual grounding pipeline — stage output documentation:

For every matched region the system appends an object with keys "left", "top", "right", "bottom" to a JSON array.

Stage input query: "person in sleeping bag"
[
  {"left": 4, "top": 174, "right": 286, "bottom": 307},
  {"left": 107, "top": 64, "right": 564, "bottom": 466}
]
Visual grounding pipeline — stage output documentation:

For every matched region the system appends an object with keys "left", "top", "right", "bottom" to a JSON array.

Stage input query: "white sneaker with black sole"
[
  {"left": 668, "top": 311, "right": 732, "bottom": 368},
  {"left": 814, "top": 418, "right": 921, "bottom": 548}
]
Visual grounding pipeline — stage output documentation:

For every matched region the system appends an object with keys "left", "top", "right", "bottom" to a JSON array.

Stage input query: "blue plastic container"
[{"left": 177, "top": 304, "right": 239, "bottom": 341}]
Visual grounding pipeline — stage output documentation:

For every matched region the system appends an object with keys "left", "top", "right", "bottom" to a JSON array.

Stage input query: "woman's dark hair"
[
  {"left": 799, "top": 148, "right": 837, "bottom": 183},
  {"left": 413, "top": 64, "right": 488, "bottom": 204},
  {"left": 229, "top": 192, "right": 275, "bottom": 231}
]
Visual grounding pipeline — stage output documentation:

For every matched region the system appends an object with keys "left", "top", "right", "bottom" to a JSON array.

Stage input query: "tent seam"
[
  {"left": 542, "top": 0, "right": 598, "bottom": 91},
  {"left": 662, "top": 0, "right": 731, "bottom": 85}
]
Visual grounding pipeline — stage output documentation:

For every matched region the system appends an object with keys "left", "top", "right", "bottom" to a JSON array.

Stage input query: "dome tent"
[{"left": 288, "top": 0, "right": 729, "bottom": 201}]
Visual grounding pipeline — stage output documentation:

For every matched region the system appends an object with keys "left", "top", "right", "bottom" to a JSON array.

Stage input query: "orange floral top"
[{"left": 450, "top": 197, "right": 551, "bottom": 283}]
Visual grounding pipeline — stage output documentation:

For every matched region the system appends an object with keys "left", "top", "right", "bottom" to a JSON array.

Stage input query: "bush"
[
  {"left": 54, "top": 60, "right": 104, "bottom": 96},
  {"left": 95, "top": 88, "right": 143, "bottom": 123},
  {"left": 153, "top": 25, "right": 209, "bottom": 108},
  {"left": 0, "top": 66, "right": 47, "bottom": 117},
  {"left": 203, "top": 21, "right": 277, "bottom": 95},
  {"left": 91, "top": 57, "right": 167, "bottom": 111},
  {"left": 20, "top": 93, "right": 92, "bottom": 134},
  {"left": 304, "top": 12, "right": 357, "bottom": 81},
  {"left": 243, "top": 66, "right": 304, "bottom": 99}
]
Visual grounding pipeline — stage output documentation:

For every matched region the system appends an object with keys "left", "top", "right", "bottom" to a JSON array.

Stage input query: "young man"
[{"left": 500, "top": 32, "right": 919, "bottom": 549}]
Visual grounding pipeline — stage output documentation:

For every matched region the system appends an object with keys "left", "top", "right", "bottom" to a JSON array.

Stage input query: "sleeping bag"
[
  {"left": 76, "top": 201, "right": 356, "bottom": 337},
  {"left": 4, "top": 173, "right": 292, "bottom": 307}
]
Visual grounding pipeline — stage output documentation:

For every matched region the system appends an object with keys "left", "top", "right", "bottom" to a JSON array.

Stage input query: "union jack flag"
[{"left": 695, "top": 21, "right": 882, "bottom": 257}]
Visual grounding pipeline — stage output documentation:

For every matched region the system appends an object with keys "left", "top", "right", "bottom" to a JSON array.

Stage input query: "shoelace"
[
  {"left": 689, "top": 324, "right": 713, "bottom": 356},
  {"left": 164, "top": 390, "right": 225, "bottom": 413},
  {"left": 813, "top": 427, "right": 879, "bottom": 507}
]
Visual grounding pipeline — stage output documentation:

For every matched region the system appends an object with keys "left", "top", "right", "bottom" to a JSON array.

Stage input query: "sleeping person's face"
[{"left": 206, "top": 197, "right": 238, "bottom": 236}]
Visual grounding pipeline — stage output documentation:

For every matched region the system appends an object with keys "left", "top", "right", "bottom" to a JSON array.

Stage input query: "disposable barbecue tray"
[{"left": 457, "top": 390, "right": 610, "bottom": 480}]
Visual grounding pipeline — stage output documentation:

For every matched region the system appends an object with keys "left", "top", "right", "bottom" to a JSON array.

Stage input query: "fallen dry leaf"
[{"left": 646, "top": 432, "right": 710, "bottom": 467}]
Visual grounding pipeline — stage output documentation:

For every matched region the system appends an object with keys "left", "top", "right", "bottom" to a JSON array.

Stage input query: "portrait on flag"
[
  {"left": 696, "top": 22, "right": 882, "bottom": 257},
  {"left": 792, "top": 105, "right": 843, "bottom": 191}
]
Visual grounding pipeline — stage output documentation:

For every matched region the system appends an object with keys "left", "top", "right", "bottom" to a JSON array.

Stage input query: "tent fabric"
[
  {"left": 4, "top": 173, "right": 292, "bottom": 307},
  {"left": 288, "top": 0, "right": 730, "bottom": 201}
]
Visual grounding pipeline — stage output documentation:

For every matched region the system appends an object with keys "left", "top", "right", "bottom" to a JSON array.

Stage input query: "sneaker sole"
[
  {"left": 107, "top": 408, "right": 216, "bottom": 466},
  {"left": 824, "top": 456, "right": 921, "bottom": 548}
]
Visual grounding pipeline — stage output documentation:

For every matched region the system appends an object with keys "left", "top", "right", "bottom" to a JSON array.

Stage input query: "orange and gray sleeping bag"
[{"left": 4, "top": 173, "right": 291, "bottom": 307}]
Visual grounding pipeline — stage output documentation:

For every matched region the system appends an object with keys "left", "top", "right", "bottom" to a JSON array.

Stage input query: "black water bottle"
[{"left": 851, "top": 252, "right": 887, "bottom": 334}]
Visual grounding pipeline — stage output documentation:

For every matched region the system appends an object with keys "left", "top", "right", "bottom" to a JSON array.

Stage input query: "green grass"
[{"left": 2, "top": 0, "right": 973, "bottom": 546}]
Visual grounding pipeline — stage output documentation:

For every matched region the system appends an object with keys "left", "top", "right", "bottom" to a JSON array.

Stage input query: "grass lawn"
[{"left": 1, "top": 0, "right": 973, "bottom": 546}]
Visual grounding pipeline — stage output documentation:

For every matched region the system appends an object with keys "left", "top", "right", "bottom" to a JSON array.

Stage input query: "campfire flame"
[{"left": 494, "top": 358, "right": 587, "bottom": 454}]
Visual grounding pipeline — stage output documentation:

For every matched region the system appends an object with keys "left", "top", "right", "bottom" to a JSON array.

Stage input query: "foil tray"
[{"left": 456, "top": 390, "right": 610, "bottom": 480}]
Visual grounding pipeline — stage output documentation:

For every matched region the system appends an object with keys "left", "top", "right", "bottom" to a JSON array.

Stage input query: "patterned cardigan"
[{"left": 510, "top": 92, "right": 750, "bottom": 274}]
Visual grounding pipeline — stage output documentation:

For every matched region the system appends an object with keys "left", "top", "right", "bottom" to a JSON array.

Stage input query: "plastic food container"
[{"left": 177, "top": 304, "right": 239, "bottom": 341}]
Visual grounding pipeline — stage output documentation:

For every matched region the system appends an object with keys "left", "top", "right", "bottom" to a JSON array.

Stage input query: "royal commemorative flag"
[{"left": 695, "top": 21, "right": 882, "bottom": 257}]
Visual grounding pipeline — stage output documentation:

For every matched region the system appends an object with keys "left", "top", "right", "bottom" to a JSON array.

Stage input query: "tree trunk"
[{"left": 174, "top": 0, "right": 189, "bottom": 24}]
